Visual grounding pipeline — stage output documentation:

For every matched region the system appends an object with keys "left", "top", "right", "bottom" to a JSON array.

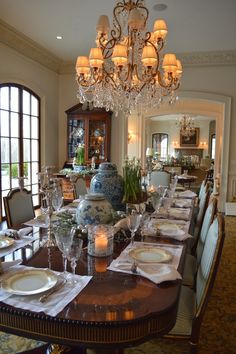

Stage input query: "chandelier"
[
  {"left": 75, "top": 0, "right": 183, "bottom": 116},
  {"left": 176, "top": 115, "right": 195, "bottom": 138}
]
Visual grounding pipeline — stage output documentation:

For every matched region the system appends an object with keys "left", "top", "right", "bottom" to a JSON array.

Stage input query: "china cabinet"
[{"left": 65, "top": 104, "right": 112, "bottom": 165}]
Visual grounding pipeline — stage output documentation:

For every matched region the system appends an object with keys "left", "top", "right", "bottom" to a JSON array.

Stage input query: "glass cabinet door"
[
  {"left": 68, "top": 119, "right": 85, "bottom": 159},
  {"left": 88, "top": 120, "right": 106, "bottom": 160}
]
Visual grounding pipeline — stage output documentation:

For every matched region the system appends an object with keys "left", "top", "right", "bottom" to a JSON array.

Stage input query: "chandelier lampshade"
[{"left": 75, "top": 0, "right": 183, "bottom": 116}]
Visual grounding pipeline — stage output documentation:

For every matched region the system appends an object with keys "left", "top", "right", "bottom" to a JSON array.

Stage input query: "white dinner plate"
[
  {"left": 129, "top": 247, "right": 172, "bottom": 263},
  {"left": 1, "top": 269, "right": 58, "bottom": 295},
  {"left": 0, "top": 237, "right": 15, "bottom": 249}
]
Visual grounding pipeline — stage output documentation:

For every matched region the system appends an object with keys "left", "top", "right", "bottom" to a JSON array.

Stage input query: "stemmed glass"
[
  {"left": 151, "top": 193, "right": 163, "bottom": 213},
  {"left": 54, "top": 226, "right": 74, "bottom": 277},
  {"left": 127, "top": 210, "right": 142, "bottom": 246},
  {"left": 67, "top": 237, "right": 83, "bottom": 284},
  {"left": 52, "top": 190, "right": 64, "bottom": 212}
]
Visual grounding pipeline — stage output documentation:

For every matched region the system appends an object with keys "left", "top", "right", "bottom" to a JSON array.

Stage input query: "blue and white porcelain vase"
[
  {"left": 76, "top": 193, "right": 113, "bottom": 225},
  {"left": 90, "top": 162, "right": 124, "bottom": 211}
]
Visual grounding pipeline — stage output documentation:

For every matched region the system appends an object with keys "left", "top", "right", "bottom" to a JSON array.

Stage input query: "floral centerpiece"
[{"left": 122, "top": 157, "right": 147, "bottom": 204}]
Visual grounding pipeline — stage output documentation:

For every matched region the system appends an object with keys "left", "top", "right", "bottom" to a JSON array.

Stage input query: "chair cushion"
[
  {"left": 0, "top": 331, "right": 45, "bottom": 353},
  {"left": 169, "top": 285, "right": 196, "bottom": 336},
  {"left": 182, "top": 254, "right": 197, "bottom": 287}
]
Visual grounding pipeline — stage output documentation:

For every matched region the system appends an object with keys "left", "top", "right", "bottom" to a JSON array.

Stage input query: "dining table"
[{"left": 0, "top": 195, "right": 195, "bottom": 354}]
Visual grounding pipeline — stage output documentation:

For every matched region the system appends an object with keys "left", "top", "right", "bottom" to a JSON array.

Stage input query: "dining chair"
[
  {"left": 182, "top": 197, "right": 218, "bottom": 287},
  {"left": 164, "top": 213, "right": 225, "bottom": 354},
  {"left": 150, "top": 170, "right": 171, "bottom": 188},
  {"left": 73, "top": 177, "right": 88, "bottom": 199},
  {"left": 3, "top": 188, "right": 35, "bottom": 228},
  {"left": 0, "top": 331, "right": 46, "bottom": 354}
]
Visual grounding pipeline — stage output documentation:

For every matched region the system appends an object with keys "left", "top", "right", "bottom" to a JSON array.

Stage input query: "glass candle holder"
[{"left": 88, "top": 225, "right": 114, "bottom": 257}]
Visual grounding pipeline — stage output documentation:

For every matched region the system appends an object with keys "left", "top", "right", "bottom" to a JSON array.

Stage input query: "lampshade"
[
  {"left": 96, "top": 15, "right": 110, "bottom": 34},
  {"left": 162, "top": 53, "right": 177, "bottom": 72},
  {"left": 153, "top": 19, "right": 168, "bottom": 39},
  {"left": 146, "top": 147, "right": 153, "bottom": 156},
  {"left": 112, "top": 44, "right": 128, "bottom": 66},
  {"left": 142, "top": 46, "right": 157, "bottom": 67},
  {"left": 176, "top": 59, "right": 183, "bottom": 77},
  {"left": 89, "top": 48, "right": 104, "bottom": 68},
  {"left": 76, "top": 56, "right": 90, "bottom": 76}
]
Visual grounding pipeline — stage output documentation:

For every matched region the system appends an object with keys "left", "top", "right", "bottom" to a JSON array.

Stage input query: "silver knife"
[{"left": 39, "top": 279, "right": 66, "bottom": 303}]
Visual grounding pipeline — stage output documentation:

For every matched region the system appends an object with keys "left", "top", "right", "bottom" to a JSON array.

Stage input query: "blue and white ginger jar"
[
  {"left": 76, "top": 193, "right": 113, "bottom": 225},
  {"left": 90, "top": 162, "right": 124, "bottom": 211}
]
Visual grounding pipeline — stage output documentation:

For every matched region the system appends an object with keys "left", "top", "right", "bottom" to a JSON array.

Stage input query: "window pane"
[
  {"left": 1, "top": 138, "right": 9, "bottom": 163},
  {"left": 10, "top": 112, "right": 19, "bottom": 138},
  {"left": 31, "top": 96, "right": 38, "bottom": 116},
  {"left": 0, "top": 87, "right": 9, "bottom": 110},
  {"left": 24, "top": 162, "right": 31, "bottom": 186},
  {"left": 32, "top": 140, "right": 39, "bottom": 161},
  {"left": 11, "top": 163, "right": 19, "bottom": 182},
  {"left": 1, "top": 110, "right": 9, "bottom": 136},
  {"left": 23, "top": 115, "right": 30, "bottom": 138},
  {"left": 1, "top": 164, "right": 10, "bottom": 190},
  {"left": 31, "top": 116, "right": 38, "bottom": 139},
  {"left": 32, "top": 162, "right": 39, "bottom": 183},
  {"left": 33, "top": 194, "right": 39, "bottom": 206},
  {"left": 10, "top": 87, "right": 19, "bottom": 112},
  {"left": 2, "top": 189, "right": 10, "bottom": 217},
  {"left": 23, "top": 139, "right": 31, "bottom": 162},
  {"left": 23, "top": 90, "right": 30, "bottom": 114},
  {"left": 32, "top": 183, "right": 39, "bottom": 195},
  {"left": 11, "top": 138, "right": 19, "bottom": 162}
]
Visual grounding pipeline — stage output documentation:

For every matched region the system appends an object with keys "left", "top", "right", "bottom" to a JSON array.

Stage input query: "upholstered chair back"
[
  {"left": 74, "top": 178, "right": 87, "bottom": 199},
  {"left": 4, "top": 188, "right": 35, "bottom": 228},
  {"left": 196, "top": 214, "right": 224, "bottom": 309},
  {"left": 196, "top": 198, "right": 217, "bottom": 264},
  {"left": 150, "top": 171, "right": 171, "bottom": 188}
]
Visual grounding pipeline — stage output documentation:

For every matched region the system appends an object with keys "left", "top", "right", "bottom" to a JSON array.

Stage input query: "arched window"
[
  {"left": 0, "top": 84, "right": 40, "bottom": 221},
  {"left": 152, "top": 133, "right": 168, "bottom": 160},
  {"left": 211, "top": 134, "right": 216, "bottom": 159}
]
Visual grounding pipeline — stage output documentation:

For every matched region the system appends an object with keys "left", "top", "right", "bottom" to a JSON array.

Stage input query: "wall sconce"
[
  {"left": 172, "top": 141, "right": 178, "bottom": 147},
  {"left": 200, "top": 141, "right": 207, "bottom": 148},
  {"left": 128, "top": 131, "right": 133, "bottom": 143}
]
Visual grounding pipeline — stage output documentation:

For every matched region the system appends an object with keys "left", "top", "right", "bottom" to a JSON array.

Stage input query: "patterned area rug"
[{"left": 124, "top": 216, "right": 236, "bottom": 354}]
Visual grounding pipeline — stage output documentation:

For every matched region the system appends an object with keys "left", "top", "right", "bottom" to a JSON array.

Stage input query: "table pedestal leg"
[{"left": 87, "top": 349, "right": 124, "bottom": 354}]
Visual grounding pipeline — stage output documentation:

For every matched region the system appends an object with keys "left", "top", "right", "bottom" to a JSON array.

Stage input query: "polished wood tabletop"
[{"left": 0, "top": 232, "right": 186, "bottom": 351}]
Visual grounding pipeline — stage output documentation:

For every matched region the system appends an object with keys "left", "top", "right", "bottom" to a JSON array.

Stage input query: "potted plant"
[{"left": 122, "top": 157, "right": 147, "bottom": 205}]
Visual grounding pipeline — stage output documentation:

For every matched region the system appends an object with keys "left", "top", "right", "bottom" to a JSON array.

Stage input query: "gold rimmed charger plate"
[
  {"left": 129, "top": 247, "right": 172, "bottom": 263},
  {"left": 0, "top": 237, "right": 15, "bottom": 249},
  {"left": 1, "top": 269, "right": 58, "bottom": 295}
]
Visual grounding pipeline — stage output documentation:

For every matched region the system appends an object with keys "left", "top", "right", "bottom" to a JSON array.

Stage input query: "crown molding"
[
  {"left": 1, "top": 19, "right": 236, "bottom": 74},
  {"left": 0, "top": 19, "right": 61, "bottom": 73},
  {"left": 179, "top": 50, "right": 236, "bottom": 67}
]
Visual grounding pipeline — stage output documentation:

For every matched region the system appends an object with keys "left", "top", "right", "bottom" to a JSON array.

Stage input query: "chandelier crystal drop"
[
  {"left": 176, "top": 115, "right": 195, "bottom": 138},
  {"left": 75, "top": 0, "right": 183, "bottom": 116}
]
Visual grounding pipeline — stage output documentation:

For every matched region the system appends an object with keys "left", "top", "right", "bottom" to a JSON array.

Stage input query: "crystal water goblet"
[
  {"left": 67, "top": 237, "right": 83, "bottom": 284},
  {"left": 54, "top": 227, "right": 74, "bottom": 277},
  {"left": 127, "top": 210, "right": 142, "bottom": 246},
  {"left": 52, "top": 191, "right": 64, "bottom": 212}
]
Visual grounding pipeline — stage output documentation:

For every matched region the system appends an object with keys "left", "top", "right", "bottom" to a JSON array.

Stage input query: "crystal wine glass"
[
  {"left": 52, "top": 191, "right": 64, "bottom": 212},
  {"left": 127, "top": 210, "right": 142, "bottom": 246},
  {"left": 67, "top": 237, "right": 83, "bottom": 284},
  {"left": 54, "top": 226, "right": 74, "bottom": 277}
]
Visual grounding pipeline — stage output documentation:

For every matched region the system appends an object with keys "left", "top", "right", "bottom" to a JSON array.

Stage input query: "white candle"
[{"left": 95, "top": 233, "right": 108, "bottom": 256}]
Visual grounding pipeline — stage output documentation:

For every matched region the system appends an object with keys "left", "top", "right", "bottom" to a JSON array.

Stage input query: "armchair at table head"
[
  {"left": 3, "top": 188, "right": 35, "bottom": 228},
  {"left": 150, "top": 170, "right": 171, "bottom": 188},
  {"left": 73, "top": 177, "right": 88, "bottom": 199}
]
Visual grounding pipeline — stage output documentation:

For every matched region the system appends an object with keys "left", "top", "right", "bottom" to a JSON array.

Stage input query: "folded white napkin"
[
  {"left": 114, "top": 218, "right": 128, "bottom": 233},
  {"left": 169, "top": 207, "right": 191, "bottom": 221},
  {"left": 175, "top": 190, "right": 197, "bottom": 199},
  {"left": 0, "top": 265, "right": 92, "bottom": 316},
  {"left": 142, "top": 219, "right": 191, "bottom": 241},
  {"left": 174, "top": 198, "right": 192, "bottom": 208},
  {"left": 18, "top": 227, "right": 33, "bottom": 237},
  {"left": 108, "top": 242, "right": 183, "bottom": 284}
]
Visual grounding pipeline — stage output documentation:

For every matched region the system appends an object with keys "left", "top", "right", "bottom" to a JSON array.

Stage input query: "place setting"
[{"left": 108, "top": 241, "right": 183, "bottom": 284}]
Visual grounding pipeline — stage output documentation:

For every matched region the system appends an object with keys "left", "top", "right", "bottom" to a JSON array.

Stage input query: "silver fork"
[{"left": 39, "top": 279, "right": 66, "bottom": 303}]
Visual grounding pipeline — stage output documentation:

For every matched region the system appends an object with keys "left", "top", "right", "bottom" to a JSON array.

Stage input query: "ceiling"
[
  {"left": 150, "top": 114, "right": 213, "bottom": 122},
  {"left": 1, "top": 0, "right": 236, "bottom": 63}
]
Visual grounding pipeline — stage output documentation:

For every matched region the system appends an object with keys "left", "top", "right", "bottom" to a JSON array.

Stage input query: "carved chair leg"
[{"left": 189, "top": 341, "right": 198, "bottom": 354}]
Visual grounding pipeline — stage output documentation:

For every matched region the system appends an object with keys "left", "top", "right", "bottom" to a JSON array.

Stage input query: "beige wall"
[{"left": 0, "top": 43, "right": 59, "bottom": 169}]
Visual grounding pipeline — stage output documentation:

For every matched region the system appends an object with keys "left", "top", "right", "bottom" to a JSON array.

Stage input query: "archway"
[{"left": 128, "top": 91, "right": 231, "bottom": 211}]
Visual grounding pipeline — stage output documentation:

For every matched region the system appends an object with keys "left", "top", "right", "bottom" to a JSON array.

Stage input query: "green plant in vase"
[
  {"left": 122, "top": 157, "right": 147, "bottom": 206},
  {"left": 76, "top": 143, "right": 85, "bottom": 166}
]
